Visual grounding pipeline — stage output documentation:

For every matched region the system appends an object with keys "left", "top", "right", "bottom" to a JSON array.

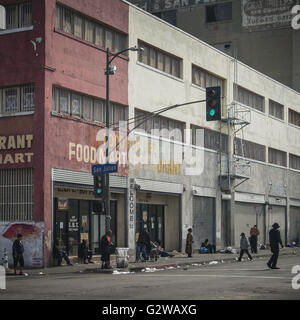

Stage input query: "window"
[
  {"left": 289, "top": 109, "right": 300, "bottom": 128},
  {"left": 192, "top": 125, "right": 227, "bottom": 152},
  {"left": 269, "top": 100, "right": 284, "bottom": 120},
  {"left": 0, "top": 84, "right": 35, "bottom": 115},
  {"left": 192, "top": 65, "right": 225, "bottom": 94},
  {"left": 56, "top": 4, "right": 127, "bottom": 53},
  {"left": 235, "top": 86, "right": 265, "bottom": 112},
  {"left": 84, "top": 20, "right": 94, "bottom": 42},
  {"left": 268, "top": 148, "right": 287, "bottom": 167},
  {"left": 135, "top": 109, "right": 185, "bottom": 142},
  {"left": 71, "top": 93, "right": 82, "bottom": 117},
  {"left": 206, "top": 2, "right": 232, "bottom": 23},
  {"left": 290, "top": 154, "right": 300, "bottom": 170},
  {"left": 52, "top": 86, "right": 127, "bottom": 124},
  {"left": 138, "top": 41, "right": 182, "bottom": 79},
  {"left": 0, "top": 168, "right": 34, "bottom": 221},
  {"left": 153, "top": 10, "right": 177, "bottom": 26},
  {"left": 234, "top": 138, "right": 266, "bottom": 162},
  {"left": 4, "top": 1, "right": 32, "bottom": 29},
  {"left": 74, "top": 14, "right": 83, "bottom": 38}
]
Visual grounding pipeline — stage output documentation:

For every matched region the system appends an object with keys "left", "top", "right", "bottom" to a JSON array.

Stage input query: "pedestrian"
[
  {"left": 136, "top": 227, "right": 150, "bottom": 262},
  {"left": 53, "top": 239, "right": 73, "bottom": 266},
  {"left": 78, "top": 239, "right": 93, "bottom": 264},
  {"left": 238, "top": 233, "right": 253, "bottom": 261},
  {"left": 100, "top": 229, "right": 114, "bottom": 269},
  {"left": 185, "top": 228, "right": 193, "bottom": 258},
  {"left": 12, "top": 233, "right": 25, "bottom": 275},
  {"left": 249, "top": 225, "right": 260, "bottom": 254},
  {"left": 267, "top": 223, "right": 284, "bottom": 269}
]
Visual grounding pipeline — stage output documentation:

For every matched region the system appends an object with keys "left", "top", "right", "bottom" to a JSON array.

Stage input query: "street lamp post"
[{"left": 104, "top": 45, "right": 141, "bottom": 231}]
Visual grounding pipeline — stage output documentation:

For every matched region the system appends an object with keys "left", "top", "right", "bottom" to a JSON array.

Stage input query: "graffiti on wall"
[{"left": 0, "top": 222, "right": 44, "bottom": 268}]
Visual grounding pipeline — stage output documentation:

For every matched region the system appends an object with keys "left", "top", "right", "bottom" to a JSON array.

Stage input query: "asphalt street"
[{"left": 1, "top": 255, "right": 300, "bottom": 300}]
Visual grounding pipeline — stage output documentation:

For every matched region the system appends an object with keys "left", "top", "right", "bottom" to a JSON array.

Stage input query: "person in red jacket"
[{"left": 100, "top": 229, "right": 114, "bottom": 269}]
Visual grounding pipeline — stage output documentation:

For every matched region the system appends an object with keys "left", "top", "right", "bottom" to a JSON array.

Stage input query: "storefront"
[
  {"left": 54, "top": 197, "right": 117, "bottom": 256},
  {"left": 52, "top": 168, "right": 127, "bottom": 257}
]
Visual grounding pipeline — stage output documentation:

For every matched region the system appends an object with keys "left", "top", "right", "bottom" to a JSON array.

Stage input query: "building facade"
[
  {"left": 129, "top": 0, "right": 300, "bottom": 93},
  {"left": 0, "top": 0, "right": 299, "bottom": 267}
]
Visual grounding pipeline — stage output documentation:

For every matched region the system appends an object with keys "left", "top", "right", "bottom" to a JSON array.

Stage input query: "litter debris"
[
  {"left": 24, "top": 273, "right": 29, "bottom": 276},
  {"left": 209, "top": 261, "right": 218, "bottom": 265},
  {"left": 38, "top": 272, "right": 44, "bottom": 275},
  {"left": 113, "top": 270, "right": 134, "bottom": 275}
]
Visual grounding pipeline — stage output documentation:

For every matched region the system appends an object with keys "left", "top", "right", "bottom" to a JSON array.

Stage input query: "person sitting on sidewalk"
[
  {"left": 155, "top": 240, "right": 174, "bottom": 258},
  {"left": 200, "top": 239, "right": 216, "bottom": 253},
  {"left": 53, "top": 239, "right": 73, "bottom": 266},
  {"left": 78, "top": 239, "right": 93, "bottom": 264}
]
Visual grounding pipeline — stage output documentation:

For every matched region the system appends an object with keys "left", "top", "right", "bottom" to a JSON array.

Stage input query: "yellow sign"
[{"left": 0, "top": 134, "right": 34, "bottom": 164}]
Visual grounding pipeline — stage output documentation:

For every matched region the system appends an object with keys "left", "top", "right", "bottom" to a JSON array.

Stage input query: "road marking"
[{"left": 138, "top": 274, "right": 290, "bottom": 280}]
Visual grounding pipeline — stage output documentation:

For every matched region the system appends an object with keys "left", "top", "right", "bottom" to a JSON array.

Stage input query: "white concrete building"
[{"left": 126, "top": 1, "right": 300, "bottom": 254}]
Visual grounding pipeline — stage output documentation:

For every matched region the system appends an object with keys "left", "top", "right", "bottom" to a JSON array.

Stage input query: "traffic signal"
[
  {"left": 206, "top": 86, "right": 221, "bottom": 121},
  {"left": 93, "top": 174, "right": 106, "bottom": 198}
]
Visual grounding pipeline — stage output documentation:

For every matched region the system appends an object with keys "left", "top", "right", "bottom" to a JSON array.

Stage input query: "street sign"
[{"left": 92, "top": 162, "right": 118, "bottom": 175}]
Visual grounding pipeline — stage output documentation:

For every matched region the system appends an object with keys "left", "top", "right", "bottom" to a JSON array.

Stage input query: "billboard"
[{"left": 242, "top": 0, "right": 297, "bottom": 29}]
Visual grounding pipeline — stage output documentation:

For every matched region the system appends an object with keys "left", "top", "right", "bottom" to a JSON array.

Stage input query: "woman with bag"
[{"left": 100, "top": 229, "right": 114, "bottom": 269}]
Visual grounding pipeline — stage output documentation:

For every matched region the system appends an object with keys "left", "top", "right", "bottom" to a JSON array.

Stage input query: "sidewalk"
[{"left": 5, "top": 247, "right": 300, "bottom": 277}]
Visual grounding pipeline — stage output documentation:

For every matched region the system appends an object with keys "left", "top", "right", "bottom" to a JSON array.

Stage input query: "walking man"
[
  {"left": 249, "top": 225, "right": 260, "bottom": 254},
  {"left": 267, "top": 223, "right": 284, "bottom": 269},
  {"left": 238, "top": 233, "right": 253, "bottom": 261},
  {"left": 12, "top": 233, "right": 24, "bottom": 275},
  {"left": 136, "top": 227, "right": 150, "bottom": 262}
]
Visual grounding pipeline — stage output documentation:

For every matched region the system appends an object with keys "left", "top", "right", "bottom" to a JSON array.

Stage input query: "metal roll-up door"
[
  {"left": 234, "top": 202, "right": 265, "bottom": 247},
  {"left": 193, "top": 196, "right": 215, "bottom": 250},
  {"left": 289, "top": 206, "right": 300, "bottom": 243},
  {"left": 267, "top": 205, "right": 286, "bottom": 242}
]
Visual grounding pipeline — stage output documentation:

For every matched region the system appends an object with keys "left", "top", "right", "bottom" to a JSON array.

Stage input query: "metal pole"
[{"left": 106, "top": 48, "right": 111, "bottom": 231}]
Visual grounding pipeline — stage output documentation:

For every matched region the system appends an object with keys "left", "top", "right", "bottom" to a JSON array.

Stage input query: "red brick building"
[{"left": 0, "top": 0, "right": 130, "bottom": 266}]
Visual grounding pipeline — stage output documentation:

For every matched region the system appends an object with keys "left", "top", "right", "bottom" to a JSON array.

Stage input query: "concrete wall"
[{"left": 128, "top": 3, "right": 300, "bottom": 249}]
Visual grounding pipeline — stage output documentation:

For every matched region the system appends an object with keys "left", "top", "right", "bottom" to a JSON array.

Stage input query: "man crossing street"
[{"left": 267, "top": 223, "right": 284, "bottom": 269}]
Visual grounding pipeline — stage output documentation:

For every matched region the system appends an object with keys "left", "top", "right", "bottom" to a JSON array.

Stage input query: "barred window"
[
  {"left": 0, "top": 84, "right": 35, "bottom": 115},
  {"left": 138, "top": 41, "right": 182, "bottom": 79},
  {"left": 192, "top": 65, "right": 225, "bottom": 94},
  {"left": 289, "top": 109, "right": 300, "bottom": 127},
  {"left": 52, "top": 86, "right": 127, "bottom": 125},
  {"left": 0, "top": 168, "right": 34, "bottom": 221},
  {"left": 290, "top": 154, "right": 300, "bottom": 170},
  {"left": 135, "top": 109, "right": 185, "bottom": 142},
  {"left": 268, "top": 147, "right": 287, "bottom": 167},
  {"left": 56, "top": 4, "right": 127, "bottom": 54},
  {"left": 5, "top": 1, "right": 32, "bottom": 30},
  {"left": 234, "top": 138, "right": 266, "bottom": 162},
  {"left": 234, "top": 86, "right": 265, "bottom": 112},
  {"left": 269, "top": 100, "right": 284, "bottom": 120}
]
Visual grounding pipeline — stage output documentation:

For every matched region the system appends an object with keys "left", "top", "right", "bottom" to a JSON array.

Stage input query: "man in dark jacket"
[
  {"left": 100, "top": 229, "right": 114, "bottom": 269},
  {"left": 12, "top": 233, "right": 24, "bottom": 275},
  {"left": 78, "top": 239, "right": 93, "bottom": 264},
  {"left": 136, "top": 228, "right": 150, "bottom": 262},
  {"left": 53, "top": 239, "right": 73, "bottom": 266},
  {"left": 267, "top": 223, "right": 284, "bottom": 269}
]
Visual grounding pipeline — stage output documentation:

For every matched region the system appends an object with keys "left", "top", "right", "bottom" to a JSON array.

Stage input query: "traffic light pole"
[{"left": 105, "top": 48, "right": 111, "bottom": 231}]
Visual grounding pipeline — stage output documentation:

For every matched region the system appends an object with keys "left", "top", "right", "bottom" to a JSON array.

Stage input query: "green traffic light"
[
  {"left": 97, "top": 188, "right": 101, "bottom": 194},
  {"left": 210, "top": 109, "right": 215, "bottom": 116}
]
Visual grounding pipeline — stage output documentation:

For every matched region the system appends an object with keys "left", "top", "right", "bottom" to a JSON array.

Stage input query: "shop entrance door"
[
  {"left": 55, "top": 211, "right": 68, "bottom": 250},
  {"left": 136, "top": 204, "right": 165, "bottom": 246}
]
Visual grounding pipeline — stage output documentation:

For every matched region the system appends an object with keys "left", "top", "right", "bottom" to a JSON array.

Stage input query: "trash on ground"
[{"left": 209, "top": 261, "right": 218, "bottom": 265}]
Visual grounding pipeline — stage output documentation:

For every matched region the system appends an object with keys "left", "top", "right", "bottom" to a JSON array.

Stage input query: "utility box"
[
  {"left": 115, "top": 247, "right": 129, "bottom": 268},
  {"left": 0, "top": 6, "right": 6, "bottom": 30}
]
